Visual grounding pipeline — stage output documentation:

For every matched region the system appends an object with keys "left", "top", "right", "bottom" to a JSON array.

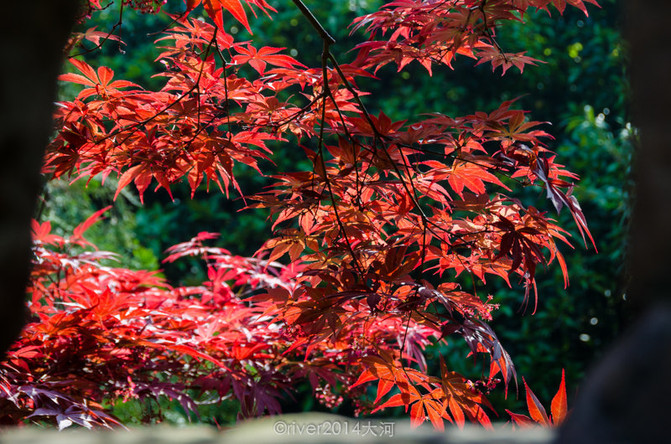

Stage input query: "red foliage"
[
  {"left": 1, "top": 0, "right": 598, "bottom": 429},
  {"left": 2, "top": 216, "right": 305, "bottom": 427},
  {"left": 506, "top": 369, "right": 569, "bottom": 427}
]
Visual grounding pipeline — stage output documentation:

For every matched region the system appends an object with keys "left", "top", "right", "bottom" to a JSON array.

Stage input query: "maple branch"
[
  {"left": 69, "top": 0, "right": 124, "bottom": 57},
  {"left": 324, "top": 51, "right": 445, "bottom": 287},
  {"left": 288, "top": 0, "right": 370, "bottom": 276},
  {"left": 291, "top": 0, "right": 336, "bottom": 45},
  {"left": 272, "top": 93, "right": 326, "bottom": 130},
  {"left": 213, "top": 41, "right": 233, "bottom": 142},
  {"left": 291, "top": 5, "right": 359, "bottom": 131},
  {"left": 93, "top": 31, "right": 219, "bottom": 153},
  {"left": 298, "top": 9, "right": 427, "bottom": 225},
  {"left": 324, "top": 53, "right": 433, "bottom": 230},
  {"left": 327, "top": 54, "right": 380, "bottom": 138},
  {"left": 316, "top": 41, "right": 364, "bottom": 276},
  {"left": 479, "top": 0, "right": 509, "bottom": 63}
]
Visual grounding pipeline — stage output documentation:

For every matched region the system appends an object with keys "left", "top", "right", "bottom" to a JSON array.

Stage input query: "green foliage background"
[{"left": 44, "top": 0, "right": 631, "bottom": 423}]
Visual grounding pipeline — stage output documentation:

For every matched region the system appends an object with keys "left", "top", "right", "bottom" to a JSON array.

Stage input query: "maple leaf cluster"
[
  {"left": 1, "top": 0, "right": 599, "bottom": 429},
  {"left": 351, "top": 0, "right": 599, "bottom": 75},
  {"left": 507, "top": 369, "right": 569, "bottom": 427},
  {"left": 1, "top": 218, "right": 297, "bottom": 427}
]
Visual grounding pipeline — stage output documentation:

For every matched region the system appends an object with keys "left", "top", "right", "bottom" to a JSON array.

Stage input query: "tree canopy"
[{"left": 0, "top": 0, "right": 630, "bottom": 430}]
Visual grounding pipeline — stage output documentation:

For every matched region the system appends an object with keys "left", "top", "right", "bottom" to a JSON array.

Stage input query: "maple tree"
[{"left": 0, "top": 0, "right": 600, "bottom": 429}]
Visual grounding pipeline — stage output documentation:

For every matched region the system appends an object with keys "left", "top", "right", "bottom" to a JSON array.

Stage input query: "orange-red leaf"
[
  {"left": 550, "top": 369, "right": 568, "bottom": 425},
  {"left": 115, "top": 165, "right": 144, "bottom": 201},
  {"left": 409, "top": 401, "right": 425, "bottom": 428},
  {"left": 425, "top": 400, "right": 445, "bottom": 431},
  {"left": 60, "top": 58, "right": 97, "bottom": 86},
  {"left": 72, "top": 206, "right": 112, "bottom": 246},
  {"left": 185, "top": 0, "right": 201, "bottom": 10},
  {"left": 31, "top": 220, "right": 63, "bottom": 245},
  {"left": 232, "top": 44, "right": 306, "bottom": 75},
  {"left": 374, "top": 377, "right": 395, "bottom": 404},
  {"left": 201, "top": 0, "right": 251, "bottom": 34},
  {"left": 506, "top": 410, "right": 535, "bottom": 428},
  {"left": 523, "top": 377, "right": 550, "bottom": 426},
  {"left": 139, "top": 340, "right": 230, "bottom": 371},
  {"left": 376, "top": 393, "right": 407, "bottom": 411},
  {"left": 448, "top": 397, "right": 465, "bottom": 428}
]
